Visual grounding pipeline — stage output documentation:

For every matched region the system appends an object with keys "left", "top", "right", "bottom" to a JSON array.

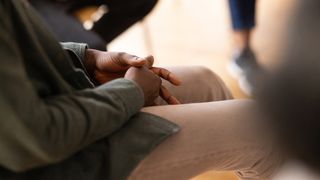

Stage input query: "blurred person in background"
[
  {"left": 227, "top": 0, "right": 263, "bottom": 95},
  {"left": 29, "top": 0, "right": 158, "bottom": 50},
  {"left": 0, "top": 0, "right": 283, "bottom": 179},
  {"left": 258, "top": 0, "right": 320, "bottom": 179}
]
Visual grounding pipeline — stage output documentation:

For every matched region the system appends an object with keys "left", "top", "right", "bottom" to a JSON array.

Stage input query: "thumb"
[
  {"left": 144, "top": 55, "right": 154, "bottom": 68},
  {"left": 123, "top": 53, "right": 147, "bottom": 67}
]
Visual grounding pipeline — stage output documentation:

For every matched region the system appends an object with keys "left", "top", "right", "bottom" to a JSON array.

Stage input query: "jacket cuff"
[
  {"left": 61, "top": 42, "right": 88, "bottom": 62},
  {"left": 96, "top": 79, "right": 145, "bottom": 116},
  {"left": 61, "top": 42, "right": 98, "bottom": 85}
]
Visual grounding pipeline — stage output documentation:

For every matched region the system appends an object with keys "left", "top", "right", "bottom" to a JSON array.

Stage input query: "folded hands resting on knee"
[{"left": 84, "top": 49, "right": 181, "bottom": 105}]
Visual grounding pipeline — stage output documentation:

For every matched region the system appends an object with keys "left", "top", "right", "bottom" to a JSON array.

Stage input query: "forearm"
[{"left": 0, "top": 78, "right": 144, "bottom": 172}]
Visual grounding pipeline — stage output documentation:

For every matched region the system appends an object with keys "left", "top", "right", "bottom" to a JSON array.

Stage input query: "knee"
[
  {"left": 135, "top": 0, "right": 158, "bottom": 17},
  {"left": 193, "top": 66, "right": 217, "bottom": 77},
  {"left": 139, "top": 0, "right": 158, "bottom": 9},
  {"left": 192, "top": 66, "right": 222, "bottom": 84},
  {"left": 145, "top": 0, "right": 159, "bottom": 9},
  {"left": 113, "top": 0, "right": 158, "bottom": 14},
  {"left": 192, "top": 66, "right": 233, "bottom": 99}
]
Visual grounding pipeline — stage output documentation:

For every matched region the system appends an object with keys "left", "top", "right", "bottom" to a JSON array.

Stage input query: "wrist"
[
  {"left": 84, "top": 49, "right": 98, "bottom": 79},
  {"left": 84, "top": 49, "right": 102, "bottom": 85}
]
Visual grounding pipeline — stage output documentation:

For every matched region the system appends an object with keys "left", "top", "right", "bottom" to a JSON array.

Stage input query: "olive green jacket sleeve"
[
  {"left": 0, "top": 1, "right": 145, "bottom": 172},
  {"left": 61, "top": 42, "right": 88, "bottom": 63},
  {"left": 60, "top": 42, "right": 95, "bottom": 83}
]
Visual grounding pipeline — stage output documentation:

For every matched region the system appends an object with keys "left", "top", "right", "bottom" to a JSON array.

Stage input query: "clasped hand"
[{"left": 84, "top": 49, "right": 181, "bottom": 106}]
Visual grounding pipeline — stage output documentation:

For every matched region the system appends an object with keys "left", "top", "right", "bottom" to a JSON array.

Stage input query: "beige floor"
[{"left": 105, "top": 0, "right": 296, "bottom": 179}]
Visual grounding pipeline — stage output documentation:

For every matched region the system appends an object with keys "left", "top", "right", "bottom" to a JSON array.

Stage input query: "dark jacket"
[{"left": 0, "top": 0, "right": 179, "bottom": 179}]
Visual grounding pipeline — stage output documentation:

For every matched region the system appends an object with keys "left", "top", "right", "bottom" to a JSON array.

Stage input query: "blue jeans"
[{"left": 229, "top": 0, "right": 256, "bottom": 30}]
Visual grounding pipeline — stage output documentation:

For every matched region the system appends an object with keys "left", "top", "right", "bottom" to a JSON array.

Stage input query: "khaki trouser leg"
[
  {"left": 129, "top": 67, "right": 282, "bottom": 180},
  {"left": 155, "top": 66, "right": 233, "bottom": 105}
]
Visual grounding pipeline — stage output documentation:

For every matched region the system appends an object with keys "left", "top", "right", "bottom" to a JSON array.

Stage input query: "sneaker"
[
  {"left": 228, "top": 48, "right": 265, "bottom": 95},
  {"left": 239, "top": 75, "right": 256, "bottom": 96},
  {"left": 228, "top": 47, "right": 257, "bottom": 78}
]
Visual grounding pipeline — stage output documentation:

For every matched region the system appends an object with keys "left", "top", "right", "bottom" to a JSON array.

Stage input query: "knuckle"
[
  {"left": 158, "top": 77, "right": 162, "bottom": 86},
  {"left": 117, "top": 52, "right": 126, "bottom": 57}
]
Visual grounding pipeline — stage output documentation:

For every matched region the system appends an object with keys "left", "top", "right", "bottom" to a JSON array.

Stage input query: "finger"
[
  {"left": 121, "top": 53, "right": 147, "bottom": 67},
  {"left": 144, "top": 55, "right": 154, "bottom": 68},
  {"left": 160, "top": 85, "right": 181, "bottom": 105},
  {"left": 150, "top": 67, "right": 181, "bottom": 86}
]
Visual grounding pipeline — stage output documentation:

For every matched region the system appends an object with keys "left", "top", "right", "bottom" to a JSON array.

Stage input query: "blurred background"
[
  {"left": 106, "top": 0, "right": 295, "bottom": 98},
  {"left": 107, "top": 0, "right": 293, "bottom": 179},
  {"left": 74, "top": 0, "right": 295, "bottom": 179}
]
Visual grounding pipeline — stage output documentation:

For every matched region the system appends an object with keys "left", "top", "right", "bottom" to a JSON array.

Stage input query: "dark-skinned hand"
[{"left": 84, "top": 49, "right": 181, "bottom": 105}]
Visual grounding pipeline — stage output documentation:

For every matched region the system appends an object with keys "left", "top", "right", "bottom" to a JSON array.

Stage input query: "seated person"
[
  {"left": 29, "top": 0, "right": 158, "bottom": 50},
  {"left": 0, "top": 0, "right": 282, "bottom": 179}
]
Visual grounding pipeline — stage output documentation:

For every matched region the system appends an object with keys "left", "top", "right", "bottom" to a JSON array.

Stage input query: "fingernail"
[{"left": 145, "top": 55, "right": 154, "bottom": 59}]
